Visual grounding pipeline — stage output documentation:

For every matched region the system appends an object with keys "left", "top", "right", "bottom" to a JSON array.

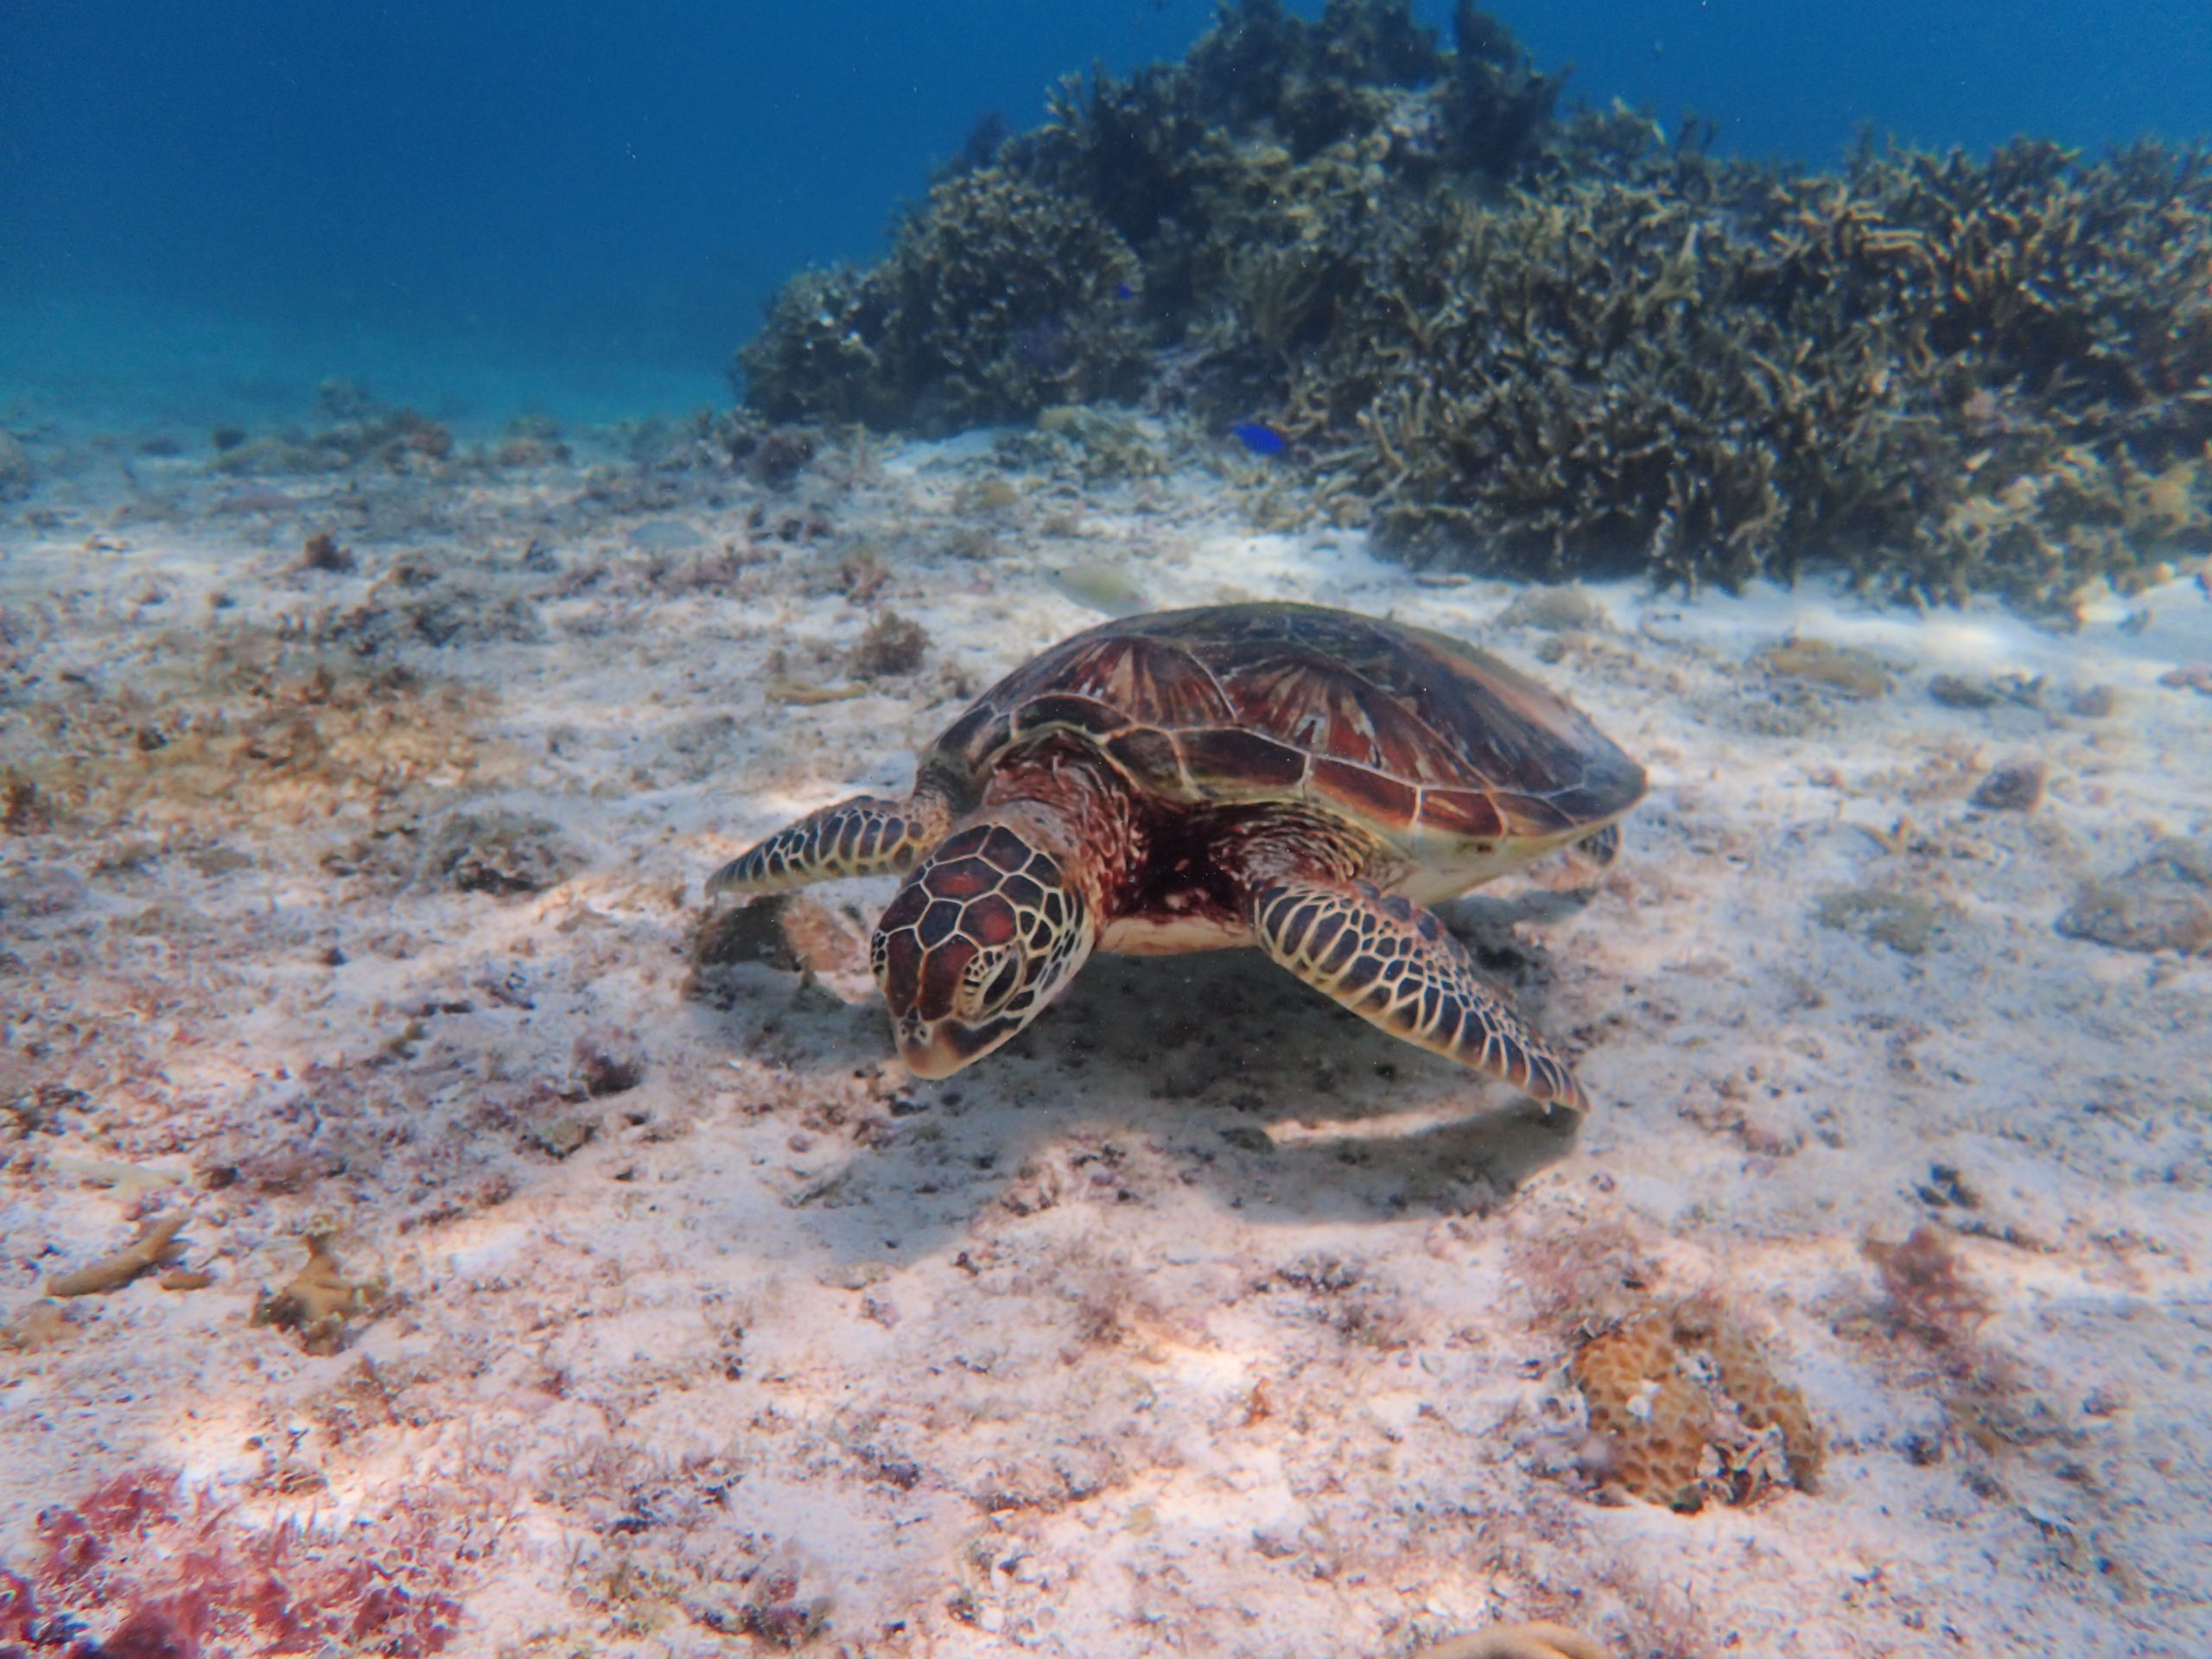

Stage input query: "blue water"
[{"left": 3, "top": 1, "right": 2208, "bottom": 431}]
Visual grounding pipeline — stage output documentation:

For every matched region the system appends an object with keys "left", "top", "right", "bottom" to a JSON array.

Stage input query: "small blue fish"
[
  {"left": 1115, "top": 281, "right": 1136, "bottom": 302},
  {"left": 1230, "top": 421, "right": 1285, "bottom": 457}
]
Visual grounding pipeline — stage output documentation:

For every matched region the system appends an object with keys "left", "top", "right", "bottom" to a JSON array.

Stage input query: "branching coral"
[{"left": 1322, "top": 124, "right": 2212, "bottom": 606}]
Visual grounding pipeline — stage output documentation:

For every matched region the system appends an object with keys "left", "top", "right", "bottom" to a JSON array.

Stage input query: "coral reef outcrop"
[{"left": 734, "top": 0, "right": 2212, "bottom": 610}]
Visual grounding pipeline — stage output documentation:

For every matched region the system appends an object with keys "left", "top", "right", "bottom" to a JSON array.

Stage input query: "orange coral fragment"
[{"left": 47, "top": 1215, "right": 188, "bottom": 1298}]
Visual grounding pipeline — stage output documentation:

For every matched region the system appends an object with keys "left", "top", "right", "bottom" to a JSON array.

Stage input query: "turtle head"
[{"left": 871, "top": 821, "right": 1096, "bottom": 1078}]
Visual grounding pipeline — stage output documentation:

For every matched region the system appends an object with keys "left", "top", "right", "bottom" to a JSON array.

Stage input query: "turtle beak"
[{"left": 895, "top": 1014, "right": 1017, "bottom": 1080}]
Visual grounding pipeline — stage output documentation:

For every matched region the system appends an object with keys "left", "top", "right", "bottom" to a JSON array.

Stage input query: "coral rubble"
[{"left": 736, "top": 0, "right": 2212, "bottom": 609}]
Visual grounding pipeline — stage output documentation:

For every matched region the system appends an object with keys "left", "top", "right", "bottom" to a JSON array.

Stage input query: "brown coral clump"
[
  {"left": 1570, "top": 1298, "right": 1821, "bottom": 1510},
  {"left": 1862, "top": 1224, "right": 1993, "bottom": 1351},
  {"left": 1573, "top": 1315, "right": 1714, "bottom": 1506},
  {"left": 1688, "top": 1303, "right": 1826, "bottom": 1491},
  {"left": 849, "top": 610, "right": 930, "bottom": 678}
]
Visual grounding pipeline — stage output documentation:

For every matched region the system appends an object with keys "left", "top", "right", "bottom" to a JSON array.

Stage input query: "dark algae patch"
[{"left": 738, "top": 0, "right": 2212, "bottom": 611}]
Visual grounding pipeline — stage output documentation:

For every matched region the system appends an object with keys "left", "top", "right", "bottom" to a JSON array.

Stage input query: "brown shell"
[{"left": 925, "top": 602, "right": 1645, "bottom": 859}]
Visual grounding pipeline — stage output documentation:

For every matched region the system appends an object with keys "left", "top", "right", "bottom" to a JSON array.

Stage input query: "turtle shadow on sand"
[{"left": 693, "top": 880, "right": 1601, "bottom": 1256}]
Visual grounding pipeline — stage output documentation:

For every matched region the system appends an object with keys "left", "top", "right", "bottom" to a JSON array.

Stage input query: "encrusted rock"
[
  {"left": 1754, "top": 639, "right": 1891, "bottom": 700},
  {"left": 1814, "top": 887, "right": 1943, "bottom": 955},
  {"left": 2055, "top": 838, "right": 2212, "bottom": 955},
  {"left": 1499, "top": 585, "right": 1606, "bottom": 632},
  {"left": 1969, "top": 760, "right": 2045, "bottom": 811}
]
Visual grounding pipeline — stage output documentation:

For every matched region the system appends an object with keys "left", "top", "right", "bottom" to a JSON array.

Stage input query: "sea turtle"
[{"left": 711, "top": 601, "right": 1645, "bottom": 1109}]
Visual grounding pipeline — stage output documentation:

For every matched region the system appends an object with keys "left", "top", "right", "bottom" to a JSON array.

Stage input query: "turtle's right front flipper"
[
  {"left": 710, "top": 792, "right": 949, "bottom": 895},
  {"left": 1250, "top": 877, "right": 1587, "bottom": 1113}
]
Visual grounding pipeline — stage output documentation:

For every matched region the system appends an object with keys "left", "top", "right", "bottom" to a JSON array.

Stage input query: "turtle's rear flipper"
[
  {"left": 710, "top": 791, "right": 950, "bottom": 896},
  {"left": 1250, "top": 878, "right": 1586, "bottom": 1113}
]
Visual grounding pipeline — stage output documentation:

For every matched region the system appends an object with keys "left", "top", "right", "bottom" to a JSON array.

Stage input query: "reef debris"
[
  {"left": 1414, "top": 1624, "right": 1616, "bottom": 1659},
  {"left": 424, "top": 810, "right": 578, "bottom": 896},
  {"left": 0, "top": 432, "right": 37, "bottom": 499},
  {"left": 10, "top": 1466, "right": 467, "bottom": 1656},
  {"left": 212, "top": 382, "right": 454, "bottom": 476}
]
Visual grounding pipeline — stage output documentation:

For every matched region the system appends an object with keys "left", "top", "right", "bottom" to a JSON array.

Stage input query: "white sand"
[{"left": 2, "top": 420, "right": 2208, "bottom": 1657}]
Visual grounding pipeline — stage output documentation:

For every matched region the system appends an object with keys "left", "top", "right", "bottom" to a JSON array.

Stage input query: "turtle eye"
[{"left": 956, "top": 945, "right": 1020, "bottom": 1019}]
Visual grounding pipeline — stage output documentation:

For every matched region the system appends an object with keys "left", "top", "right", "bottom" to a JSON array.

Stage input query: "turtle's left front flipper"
[
  {"left": 1250, "top": 878, "right": 1586, "bottom": 1113},
  {"left": 709, "top": 789, "right": 950, "bottom": 897}
]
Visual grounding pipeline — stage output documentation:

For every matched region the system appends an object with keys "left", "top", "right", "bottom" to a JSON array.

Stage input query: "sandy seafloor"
[{"left": 0, "top": 407, "right": 2208, "bottom": 1659}]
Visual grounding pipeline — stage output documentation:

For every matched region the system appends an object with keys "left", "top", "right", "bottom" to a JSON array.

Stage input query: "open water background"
[{"left": 3, "top": 0, "right": 2209, "bottom": 426}]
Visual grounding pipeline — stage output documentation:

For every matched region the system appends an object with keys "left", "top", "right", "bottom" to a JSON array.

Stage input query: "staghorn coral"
[
  {"left": 737, "top": 0, "right": 2212, "bottom": 611},
  {"left": 1337, "top": 126, "right": 2212, "bottom": 606},
  {"left": 1437, "top": 0, "right": 1563, "bottom": 176}
]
